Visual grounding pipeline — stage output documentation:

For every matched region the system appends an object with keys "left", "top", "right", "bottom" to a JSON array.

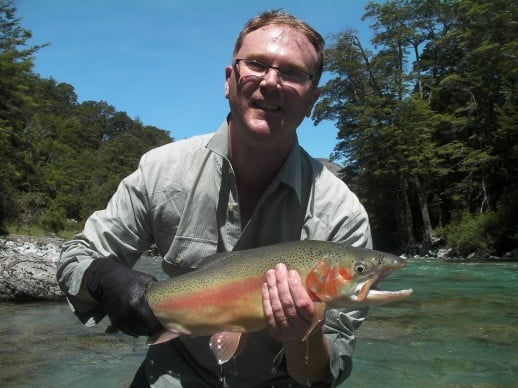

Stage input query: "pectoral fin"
[
  {"left": 209, "top": 332, "right": 248, "bottom": 365},
  {"left": 147, "top": 329, "right": 180, "bottom": 346}
]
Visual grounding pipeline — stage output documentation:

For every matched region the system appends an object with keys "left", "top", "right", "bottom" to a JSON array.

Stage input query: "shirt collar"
[
  {"left": 206, "top": 115, "right": 304, "bottom": 204},
  {"left": 206, "top": 117, "right": 230, "bottom": 159}
]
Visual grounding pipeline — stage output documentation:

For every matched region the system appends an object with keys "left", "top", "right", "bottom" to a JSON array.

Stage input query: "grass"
[{"left": 2, "top": 223, "right": 79, "bottom": 241}]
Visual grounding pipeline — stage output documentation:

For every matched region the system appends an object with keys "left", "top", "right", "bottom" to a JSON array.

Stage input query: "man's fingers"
[
  {"left": 265, "top": 265, "right": 291, "bottom": 327},
  {"left": 287, "top": 269, "right": 314, "bottom": 322},
  {"left": 262, "top": 263, "right": 318, "bottom": 342},
  {"left": 273, "top": 264, "right": 299, "bottom": 322},
  {"left": 262, "top": 282, "right": 278, "bottom": 329}
]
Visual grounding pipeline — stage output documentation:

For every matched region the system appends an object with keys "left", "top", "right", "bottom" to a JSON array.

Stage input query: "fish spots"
[{"left": 153, "top": 274, "right": 265, "bottom": 324}]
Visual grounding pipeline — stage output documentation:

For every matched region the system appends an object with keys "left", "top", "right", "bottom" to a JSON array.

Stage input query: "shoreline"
[{"left": 0, "top": 233, "right": 65, "bottom": 246}]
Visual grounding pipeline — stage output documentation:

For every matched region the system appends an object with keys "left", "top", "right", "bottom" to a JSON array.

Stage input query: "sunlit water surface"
[{"left": 1, "top": 257, "right": 516, "bottom": 387}]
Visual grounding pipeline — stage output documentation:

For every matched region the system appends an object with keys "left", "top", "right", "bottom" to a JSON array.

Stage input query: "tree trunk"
[
  {"left": 414, "top": 176, "right": 433, "bottom": 250},
  {"left": 396, "top": 179, "right": 416, "bottom": 250}
]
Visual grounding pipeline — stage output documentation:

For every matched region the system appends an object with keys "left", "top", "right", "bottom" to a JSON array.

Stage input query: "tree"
[
  {"left": 0, "top": 2, "right": 174, "bottom": 232},
  {"left": 0, "top": 0, "right": 47, "bottom": 228},
  {"left": 315, "top": 0, "right": 517, "bottom": 254},
  {"left": 315, "top": 2, "right": 443, "bottom": 250},
  {"left": 0, "top": 0, "right": 46, "bottom": 120}
]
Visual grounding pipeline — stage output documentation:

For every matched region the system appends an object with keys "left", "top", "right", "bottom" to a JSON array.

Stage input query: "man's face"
[{"left": 225, "top": 25, "right": 321, "bottom": 149}]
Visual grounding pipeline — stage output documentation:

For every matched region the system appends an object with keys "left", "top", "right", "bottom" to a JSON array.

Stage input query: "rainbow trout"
[{"left": 146, "top": 240, "right": 412, "bottom": 364}]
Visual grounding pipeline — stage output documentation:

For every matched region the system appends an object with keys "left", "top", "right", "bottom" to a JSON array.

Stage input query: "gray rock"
[
  {"left": 436, "top": 247, "right": 456, "bottom": 259},
  {"left": 0, "top": 237, "right": 64, "bottom": 301}
]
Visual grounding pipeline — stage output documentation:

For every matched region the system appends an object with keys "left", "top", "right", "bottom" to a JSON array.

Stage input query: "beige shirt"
[{"left": 57, "top": 118, "right": 372, "bottom": 386}]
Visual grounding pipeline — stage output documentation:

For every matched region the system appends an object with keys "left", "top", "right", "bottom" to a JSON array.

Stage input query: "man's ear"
[{"left": 224, "top": 66, "right": 232, "bottom": 99}]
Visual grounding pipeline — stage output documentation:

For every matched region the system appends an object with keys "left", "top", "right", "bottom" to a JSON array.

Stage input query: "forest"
[
  {"left": 1, "top": 0, "right": 516, "bottom": 255},
  {"left": 314, "top": 0, "right": 517, "bottom": 254},
  {"left": 0, "top": 1, "right": 172, "bottom": 236}
]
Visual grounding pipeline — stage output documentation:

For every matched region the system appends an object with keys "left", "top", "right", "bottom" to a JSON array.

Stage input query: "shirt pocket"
[{"left": 162, "top": 235, "right": 218, "bottom": 277}]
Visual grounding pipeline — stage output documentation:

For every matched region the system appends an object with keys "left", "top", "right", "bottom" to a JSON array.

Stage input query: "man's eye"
[
  {"left": 280, "top": 69, "right": 305, "bottom": 82},
  {"left": 246, "top": 60, "right": 268, "bottom": 71}
]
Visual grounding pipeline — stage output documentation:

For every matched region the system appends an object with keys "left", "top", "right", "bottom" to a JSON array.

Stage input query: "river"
[{"left": 1, "top": 257, "right": 516, "bottom": 387}]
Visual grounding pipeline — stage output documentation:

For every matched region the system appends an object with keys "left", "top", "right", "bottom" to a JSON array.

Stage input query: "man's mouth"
[{"left": 252, "top": 100, "right": 281, "bottom": 112}]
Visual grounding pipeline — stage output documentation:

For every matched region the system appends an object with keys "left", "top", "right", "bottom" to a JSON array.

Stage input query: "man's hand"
[
  {"left": 262, "top": 263, "right": 331, "bottom": 385},
  {"left": 85, "top": 258, "right": 163, "bottom": 337},
  {"left": 261, "top": 263, "right": 323, "bottom": 342}
]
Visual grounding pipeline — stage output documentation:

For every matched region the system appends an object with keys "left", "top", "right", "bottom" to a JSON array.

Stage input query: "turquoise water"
[
  {"left": 347, "top": 259, "right": 517, "bottom": 387},
  {"left": 0, "top": 258, "right": 516, "bottom": 387}
]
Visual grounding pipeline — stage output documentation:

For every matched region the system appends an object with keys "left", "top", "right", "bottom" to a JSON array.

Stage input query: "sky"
[{"left": 16, "top": 0, "right": 376, "bottom": 159}]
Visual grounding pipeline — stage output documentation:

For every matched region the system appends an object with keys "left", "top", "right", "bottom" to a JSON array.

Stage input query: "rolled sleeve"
[
  {"left": 325, "top": 307, "right": 369, "bottom": 386},
  {"left": 56, "top": 160, "right": 154, "bottom": 324}
]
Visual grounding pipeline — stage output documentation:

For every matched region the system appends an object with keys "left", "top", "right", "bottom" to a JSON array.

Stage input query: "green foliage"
[
  {"left": 491, "top": 188, "right": 518, "bottom": 252},
  {"left": 436, "top": 210, "right": 498, "bottom": 255},
  {"left": 315, "top": 0, "right": 517, "bottom": 254},
  {"left": 0, "top": 1, "right": 172, "bottom": 233},
  {"left": 438, "top": 196, "right": 518, "bottom": 256},
  {"left": 41, "top": 204, "right": 66, "bottom": 233},
  {"left": 12, "top": 191, "right": 47, "bottom": 233}
]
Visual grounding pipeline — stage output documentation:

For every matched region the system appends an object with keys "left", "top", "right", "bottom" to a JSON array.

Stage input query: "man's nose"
[{"left": 261, "top": 68, "right": 281, "bottom": 88}]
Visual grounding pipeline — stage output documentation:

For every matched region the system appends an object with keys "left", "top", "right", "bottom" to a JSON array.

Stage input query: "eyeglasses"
[{"left": 233, "top": 58, "right": 315, "bottom": 87}]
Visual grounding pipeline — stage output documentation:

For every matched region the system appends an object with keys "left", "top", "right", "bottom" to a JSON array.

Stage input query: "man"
[{"left": 57, "top": 10, "right": 372, "bottom": 387}]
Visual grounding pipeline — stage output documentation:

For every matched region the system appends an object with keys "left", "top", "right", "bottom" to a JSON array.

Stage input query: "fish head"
[{"left": 306, "top": 248, "right": 413, "bottom": 307}]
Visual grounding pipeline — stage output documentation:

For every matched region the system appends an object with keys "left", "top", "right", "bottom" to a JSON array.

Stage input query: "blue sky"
[{"left": 16, "top": 0, "right": 376, "bottom": 159}]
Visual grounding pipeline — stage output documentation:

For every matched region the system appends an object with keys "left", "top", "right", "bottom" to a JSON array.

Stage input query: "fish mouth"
[
  {"left": 355, "top": 259, "right": 413, "bottom": 304},
  {"left": 359, "top": 287, "right": 414, "bottom": 304}
]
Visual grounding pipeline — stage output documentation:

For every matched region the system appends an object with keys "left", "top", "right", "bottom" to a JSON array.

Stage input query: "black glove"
[{"left": 85, "top": 258, "right": 163, "bottom": 337}]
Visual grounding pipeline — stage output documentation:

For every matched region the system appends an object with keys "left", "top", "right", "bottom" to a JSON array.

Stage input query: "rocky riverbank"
[
  {"left": 0, "top": 235, "right": 64, "bottom": 301},
  {"left": 403, "top": 246, "right": 518, "bottom": 262}
]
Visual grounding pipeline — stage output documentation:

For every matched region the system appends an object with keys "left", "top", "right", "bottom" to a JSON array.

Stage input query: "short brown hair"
[{"left": 232, "top": 10, "right": 325, "bottom": 84}]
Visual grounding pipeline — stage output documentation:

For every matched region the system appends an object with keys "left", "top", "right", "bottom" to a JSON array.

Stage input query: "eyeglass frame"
[{"left": 233, "top": 58, "right": 316, "bottom": 86}]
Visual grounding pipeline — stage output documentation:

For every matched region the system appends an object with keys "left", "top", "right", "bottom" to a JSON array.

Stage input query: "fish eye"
[{"left": 355, "top": 263, "right": 366, "bottom": 273}]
